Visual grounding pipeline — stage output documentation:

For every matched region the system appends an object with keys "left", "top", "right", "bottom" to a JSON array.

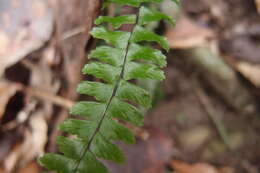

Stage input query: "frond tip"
[{"left": 39, "top": 0, "right": 177, "bottom": 172}]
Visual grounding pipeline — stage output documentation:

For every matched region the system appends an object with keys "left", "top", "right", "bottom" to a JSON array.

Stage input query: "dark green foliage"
[{"left": 39, "top": 0, "right": 178, "bottom": 172}]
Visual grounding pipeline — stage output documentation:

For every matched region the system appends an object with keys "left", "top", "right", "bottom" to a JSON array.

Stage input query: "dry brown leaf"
[
  {"left": 3, "top": 143, "right": 22, "bottom": 172},
  {"left": 165, "top": 17, "right": 215, "bottom": 49},
  {"left": 171, "top": 160, "right": 218, "bottom": 173},
  {"left": 18, "top": 111, "right": 47, "bottom": 167},
  {"left": 255, "top": 0, "right": 260, "bottom": 14},
  {"left": 178, "top": 126, "right": 211, "bottom": 150},
  {"left": 0, "top": 0, "right": 53, "bottom": 76},
  {"left": 18, "top": 162, "right": 39, "bottom": 173},
  {"left": 236, "top": 62, "right": 260, "bottom": 87},
  {"left": 3, "top": 111, "right": 47, "bottom": 172}
]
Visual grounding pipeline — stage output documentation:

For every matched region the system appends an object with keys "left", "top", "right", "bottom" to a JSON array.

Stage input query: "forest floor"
[{"left": 0, "top": 0, "right": 260, "bottom": 173}]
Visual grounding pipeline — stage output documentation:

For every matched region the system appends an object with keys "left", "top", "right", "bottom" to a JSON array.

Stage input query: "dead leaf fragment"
[
  {"left": 18, "top": 162, "right": 39, "bottom": 173},
  {"left": 165, "top": 17, "right": 215, "bottom": 49},
  {"left": 236, "top": 62, "right": 260, "bottom": 87},
  {"left": 171, "top": 160, "right": 219, "bottom": 173},
  {"left": 178, "top": 126, "right": 211, "bottom": 150},
  {"left": 255, "top": 0, "right": 260, "bottom": 14},
  {"left": 0, "top": 0, "right": 53, "bottom": 76},
  {"left": 19, "top": 111, "right": 48, "bottom": 166},
  {"left": 3, "top": 111, "right": 47, "bottom": 172}
]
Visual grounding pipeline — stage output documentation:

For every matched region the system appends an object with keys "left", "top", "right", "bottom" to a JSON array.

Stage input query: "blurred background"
[{"left": 0, "top": 0, "right": 260, "bottom": 172}]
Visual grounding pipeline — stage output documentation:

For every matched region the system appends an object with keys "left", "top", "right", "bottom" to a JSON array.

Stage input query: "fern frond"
[
  {"left": 139, "top": 6, "right": 175, "bottom": 25},
  {"left": 39, "top": 0, "right": 178, "bottom": 172},
  {"left": 95, "top": 15, "right": 137, "bottom": 29},
  {"left": 131, "top": 25, "right": 169, "bottom": 50}
]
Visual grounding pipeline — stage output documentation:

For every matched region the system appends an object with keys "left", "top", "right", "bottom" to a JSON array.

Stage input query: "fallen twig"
[
  {"left": 192, "top": 78, "right": 232, "bottom": 150},
  {"left": 61, "top": 27, "right": 86, "bottom": 40},
  {"left": 24, "top": 86, "right": 74, "bottom": 109}
]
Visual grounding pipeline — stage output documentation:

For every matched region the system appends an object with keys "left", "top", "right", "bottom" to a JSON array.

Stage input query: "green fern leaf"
[
  {"left": 131, "top": 26, "right": 170, "bottom": 51},
  {"left": 40, "top": 152, "right": 109, "bottom": 173},
  {"left": 108, "top": 0, "right": 176, "bottom": 6},
  {"left": 60, "top": 118, "right": 134, "bottom": 145},
  {"left": 58, "top": 132, "right": 125, "bottom": 163},
  {"left": 57, "top": 136, "right": 84, "bottom": 159},
  {"left": 95, "top": 15, "right": 136, "bottom": 29},
  {"left": 77, "top": 81, "right": 113, "bottom": 102},
  {"left": 39, "top": 154, "right": 75, "bottom": 173},
  {"left": 125, "top": 62, "right": 165, "bottom": 80},
  {"left": 70, "top": 102, "right": 106, "bottom": 119},
  {"left": 107, "top": 0, "right": 180, "bottom": 7},
  {"left": 101, "top": 118, "right": 135, "bottom": 144},
  {"left": 107, "top": 0, "right": 141, "bottom": 7},
  {"left": 109, "top": 98, "right": 144, "bottom": 126},
  {"left": 59, "top": 119, "right": 97, "bottom": 139},
  {"left": 90, "top": 27, "right": 130, "bottom": 48},
  {"left": 117, "top": 80, "right": 151, "bottom": 107},
  {"left": 139, "top": 6, "right": 175, "bottom": 25},
  {"left": 82, "top": 62, "right": 120, "bottom": 83},
  {"left": 91, "top": 133, "right": 125, "bottom": 163},
  {"left": 39, "top": 0, "right": 178, "bottom": 172},
  {"left": 128, "top": 43, "right": 167, "bottom": 67},
  {"left": 89, "top": 46, "right": 124, "bottom": 66}
]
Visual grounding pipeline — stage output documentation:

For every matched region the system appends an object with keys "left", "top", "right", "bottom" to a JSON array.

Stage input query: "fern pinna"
[{"left": 39, "top": 0, "right": 178, "bottom": 172}]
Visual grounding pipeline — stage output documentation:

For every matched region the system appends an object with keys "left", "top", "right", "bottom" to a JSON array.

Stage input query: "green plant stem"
[{"left": 72, "top": 5, "right": 142, "bottom": 173}]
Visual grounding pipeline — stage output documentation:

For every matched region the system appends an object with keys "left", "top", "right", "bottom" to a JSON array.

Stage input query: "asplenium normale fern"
[{"left": 39, "top": 0, "right": 178, "bottom": 172}]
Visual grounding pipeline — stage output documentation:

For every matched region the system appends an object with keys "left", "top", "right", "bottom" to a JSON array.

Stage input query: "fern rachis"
[{"left": 39, "top": 0, "right": 178, "bottom": 172}]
